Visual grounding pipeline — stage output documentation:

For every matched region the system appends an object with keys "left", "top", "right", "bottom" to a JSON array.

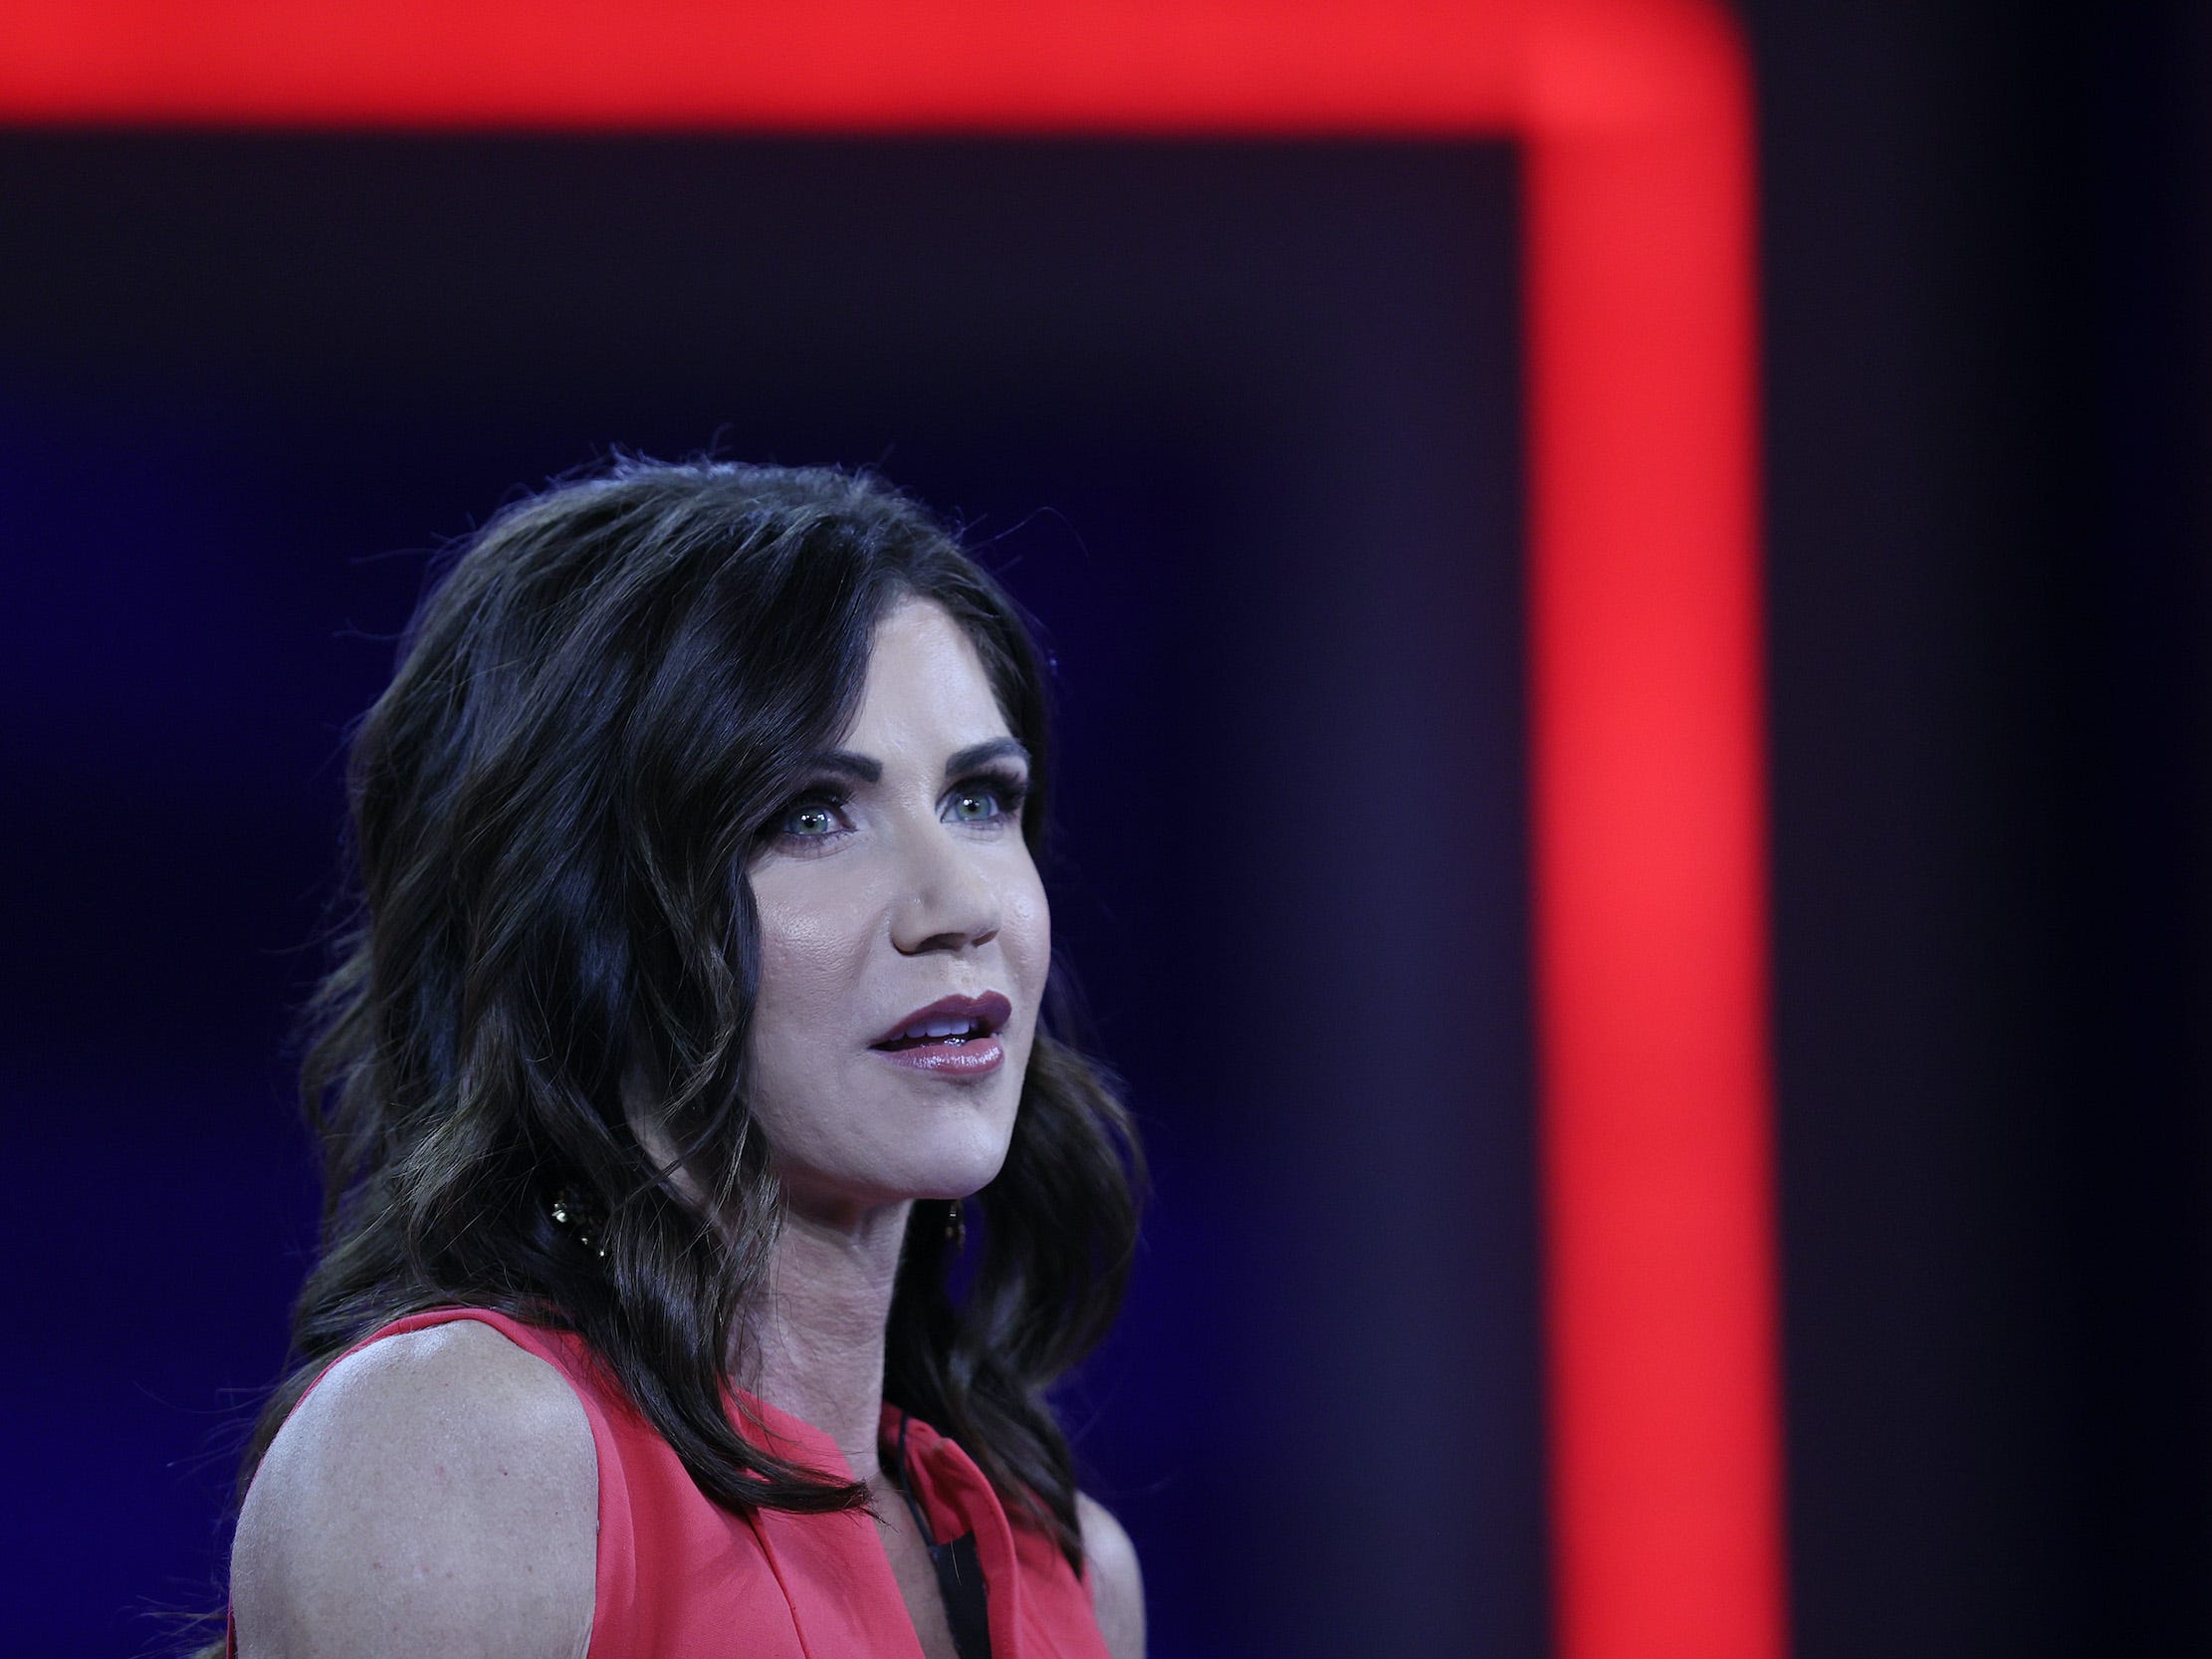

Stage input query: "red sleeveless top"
[{"left": 227, "top": 1305, "right": 1112, "bottom": 1659}]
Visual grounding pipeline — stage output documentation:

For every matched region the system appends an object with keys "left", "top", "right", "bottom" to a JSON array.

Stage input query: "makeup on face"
[
  {"left": 867, "top": 991, "right": 1011, "bottom": 1076},
  {"left": 739, "top": 597, "right": 1050, "bottom": 1213}
]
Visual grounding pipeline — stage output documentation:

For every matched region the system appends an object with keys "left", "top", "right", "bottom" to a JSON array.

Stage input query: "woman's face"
[{"left": 742, "top": 594, "right": 1049, "bottom": 1222}]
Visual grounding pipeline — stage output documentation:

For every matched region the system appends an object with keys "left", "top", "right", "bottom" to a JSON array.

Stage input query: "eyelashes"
[
  {"left": 767, "top": 764, "right": 1031, "bottom": 848},
  {"left": 942, "top": 764, "right": 1032, "bottom": 826}
]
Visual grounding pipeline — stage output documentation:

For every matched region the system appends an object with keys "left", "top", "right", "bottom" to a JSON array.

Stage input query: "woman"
[{"left": 213, "top": 458, "right": 1148, "bottom": 1659}]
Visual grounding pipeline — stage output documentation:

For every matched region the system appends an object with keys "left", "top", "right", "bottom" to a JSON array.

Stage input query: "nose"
[{"left": 887, "top": 819, "right": 1002, "bottom": 956}]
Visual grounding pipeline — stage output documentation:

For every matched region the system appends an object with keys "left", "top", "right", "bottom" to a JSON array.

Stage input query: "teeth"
[{"left": 904, "top": 1017, "right": 978, "bottom": 1041}]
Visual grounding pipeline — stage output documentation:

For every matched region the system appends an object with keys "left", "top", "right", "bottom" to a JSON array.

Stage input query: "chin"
[
  {"left": 910, "top": 1116, "right": 1015, "bottom": 1201},
  {"left": 776, "top": 1070, "right": 1022, "bottom": 1210}
]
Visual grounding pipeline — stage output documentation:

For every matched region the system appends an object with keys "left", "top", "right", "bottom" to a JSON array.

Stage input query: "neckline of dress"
[
  {"left": 723, "top": 1386, "right": 1017, "bottom": 1659},
  {"left": 723, "top": 1383, "right": 938, "bottom": 1473}
]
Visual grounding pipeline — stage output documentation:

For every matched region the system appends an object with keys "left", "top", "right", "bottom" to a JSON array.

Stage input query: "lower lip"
[{"left": 869, "top": 1035, "right": 1004, "bottom": 1076}]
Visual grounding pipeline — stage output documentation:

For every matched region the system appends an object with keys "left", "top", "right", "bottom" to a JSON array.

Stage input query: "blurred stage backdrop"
[
  {"left": 4, "top": 134, "right": 1539, "bottom": 1657},
  {"left": 3, "top": 3, "right": 2208, "bottom": 1659}
]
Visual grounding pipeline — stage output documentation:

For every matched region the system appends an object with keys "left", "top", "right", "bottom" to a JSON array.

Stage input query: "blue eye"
[
  {"left": 773, "top": 790, "right": 851, "bottom": 842},
  {"left": 946, "top": 768, "right": 1030, "bottom": 826}
]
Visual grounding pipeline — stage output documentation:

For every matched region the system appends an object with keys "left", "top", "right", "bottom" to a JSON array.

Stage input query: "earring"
[
  {"left": 551, "top": 1189, "right": 609, "bottom": 1260},
  {"left": 945, "top": 1198, "right": 967, "bottom": 1253}
]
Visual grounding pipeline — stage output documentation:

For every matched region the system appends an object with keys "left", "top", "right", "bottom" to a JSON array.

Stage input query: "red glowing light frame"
[{"left": 0, "top": 3, "right": 1781, "bottom": 1656}]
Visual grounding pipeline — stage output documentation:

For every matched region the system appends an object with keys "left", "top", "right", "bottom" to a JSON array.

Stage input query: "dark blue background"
[{"left": 0, "top": 136, "right": 1538, "bottom": 1658}]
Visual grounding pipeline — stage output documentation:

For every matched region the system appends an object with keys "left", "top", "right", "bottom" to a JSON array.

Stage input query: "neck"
[{"left": 740, "top": 1195, "right": 914, "bottom": 1487}]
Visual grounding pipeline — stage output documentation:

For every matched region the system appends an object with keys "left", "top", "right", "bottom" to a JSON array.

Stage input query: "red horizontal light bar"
[{"left": 1, "top": 0, "right": 1523, "bottom": 133}]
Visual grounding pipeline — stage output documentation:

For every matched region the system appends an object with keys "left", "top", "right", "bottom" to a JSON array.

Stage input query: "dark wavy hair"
[{"left": 222, "top": 457, "right": 1144, "bottom": 1584}]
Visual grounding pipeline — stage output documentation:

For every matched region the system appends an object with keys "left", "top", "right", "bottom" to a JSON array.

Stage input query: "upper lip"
[{"left": 870, "top": 991, "right": 1013, "bottom": 1048}]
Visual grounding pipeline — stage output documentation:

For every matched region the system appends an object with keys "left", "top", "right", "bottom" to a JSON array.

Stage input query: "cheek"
[
  {"left": 1010, "top": 878, "right": 1049, "bottom": 989},
  {"left": 1002, "top": 873, "right": 1052, "bottom": 1040},
  {"left": 747, "top": 896, "right": 867, "bottom": 1098}
]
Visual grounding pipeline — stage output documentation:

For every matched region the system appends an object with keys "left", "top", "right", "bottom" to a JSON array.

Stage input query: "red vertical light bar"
[
  {"left": 0, "top": 6, "right": 1783, "bottom": 1657},
  {"left": 1525, "top": 7, "right": 1782, "bottom": 1659}
]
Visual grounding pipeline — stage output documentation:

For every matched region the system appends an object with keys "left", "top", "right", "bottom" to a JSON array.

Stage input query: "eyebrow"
[{"left": 799, "top": 737, "right": 1030, "bottom": 786}]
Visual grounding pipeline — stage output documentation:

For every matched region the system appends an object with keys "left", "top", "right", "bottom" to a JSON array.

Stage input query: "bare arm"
[
  {"left": 230, "top": 1320, "right": 598, "bottom": 1659},
  {"left": 1076, "top": 1492, "right": 1146, "bottom": 1659}
]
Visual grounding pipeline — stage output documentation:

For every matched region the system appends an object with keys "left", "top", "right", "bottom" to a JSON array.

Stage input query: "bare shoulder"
[
  {"left": 1075, "top": 1491, "right": 1146, "bottom": 1659},
  {"left": 231, "top": 1318, "right": 597, "bottom": 1659}
]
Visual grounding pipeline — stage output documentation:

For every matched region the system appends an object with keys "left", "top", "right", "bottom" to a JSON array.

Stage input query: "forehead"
[{"left": 844, "top": 596, "right": 1007, "bottom": 740}]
